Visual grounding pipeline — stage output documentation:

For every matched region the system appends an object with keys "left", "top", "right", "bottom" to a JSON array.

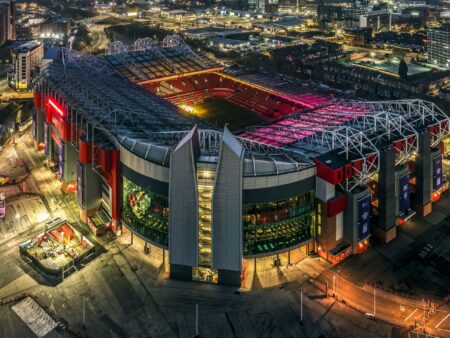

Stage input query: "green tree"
[{"left": 398, "top": 59, "right": 408, "bottom": 79}]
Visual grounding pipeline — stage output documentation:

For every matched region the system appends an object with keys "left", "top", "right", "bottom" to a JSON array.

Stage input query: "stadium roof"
[
  {"left": 35, "top": 40, "right": 450, "bottom": 184},
  {"left": 36, "top": 46, "right": 313, "bottom": 175},
  {"left": 36, "top": 48, "right": 208, "bottom": 148},
  {"left": 119, "top": 129, "right": 312, "bottom": 175},
  {"left": 103, "top": 36, "right": 223, "bottom": 84}
]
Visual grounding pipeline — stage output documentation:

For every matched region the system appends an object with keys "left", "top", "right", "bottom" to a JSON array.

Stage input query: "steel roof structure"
[
  {"left": 36, "top": 47, "right": 313, "bottom": 176},
  {"left": 35, "top": 42, "right": 449, "bottom": 188},
  {"left": 119, "top": 129, "right": 313, "bottom": 176},
  {"left": 104, "top": 36, "right": 223, "bottom": 84},
  {"left": 243, "top": 99, "right": 449, "bottom": 190},
  {"left": 36, "top": 48, "right": 207, "bottom": 150}
]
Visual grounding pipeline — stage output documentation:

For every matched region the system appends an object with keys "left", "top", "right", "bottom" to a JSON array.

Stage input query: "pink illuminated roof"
[{"left": 239, "top": 102, "right": 370, "bottom": 148}]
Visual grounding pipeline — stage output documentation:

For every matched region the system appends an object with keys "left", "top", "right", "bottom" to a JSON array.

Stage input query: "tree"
[{"left": 398, "top": 59, "right": 408, "bottom": 79}]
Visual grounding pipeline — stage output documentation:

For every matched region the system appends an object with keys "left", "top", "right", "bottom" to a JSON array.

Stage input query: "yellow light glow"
[{"left": 180, "top": 104, "right": 195, "bottom": 114}]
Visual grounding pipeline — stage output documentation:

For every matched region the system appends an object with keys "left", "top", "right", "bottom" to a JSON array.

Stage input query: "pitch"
[{"left": 186, "top": 98, "right": 264, "bottom": 132}]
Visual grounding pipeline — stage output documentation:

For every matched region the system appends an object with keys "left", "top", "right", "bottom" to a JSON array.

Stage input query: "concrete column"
[
  {"left": 376, "top": 146, "right": 397, "bottom": 243},
  {"left": 344, "top": 186, "right": 371, "bottom": 251},
  {"left": 415, "top": 130, "right": 432, "bottom": 216},
  {"left": 44, "top": 122, "right": 53, "bottom": 158},
  {"left": 315, "top": 177, "right": 337, "bottom": 260},
  {"left": 60, "top": 141, "right": 77, "bottom": 182},
  {"left": 212, "top": 128, "right": 244, "bottom": 287},
  {"left": 77, "top": 161, "right": 102, "bottom": 224},
  {"left": 169, "top": 127, "right": 199, "bottom": 281},
  {"left": 32, "top": 108, "right": 45, "bottom": 145}
]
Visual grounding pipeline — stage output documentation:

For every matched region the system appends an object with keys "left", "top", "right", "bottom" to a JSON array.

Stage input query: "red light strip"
[{"left": 48, "top": 98, "right": 65, "bottom": 118}]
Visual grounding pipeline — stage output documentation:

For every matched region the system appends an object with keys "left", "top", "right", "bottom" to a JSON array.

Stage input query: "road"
[
  {"left": 314, "top": 268, "right": 449, "bottom": 337},
  {"left": 86, "top": 23, "right": 110, "bottom": 53}
]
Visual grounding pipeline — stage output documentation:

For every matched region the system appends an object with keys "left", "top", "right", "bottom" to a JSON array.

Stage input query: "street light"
[
  {"left": 335, "top": 270, "right": 340, "bottom": 300},
  {"left": 300, "top": 290, "right": 303, "bottom": 323},
  {"left": 373, "top": 288, "right": 376, "bottom": 318},
  {"left": 194, "top": 303, "right": 199, "bottom": 338}
]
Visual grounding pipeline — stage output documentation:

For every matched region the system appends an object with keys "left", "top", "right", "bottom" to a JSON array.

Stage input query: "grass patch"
[{"left": 185, "top": 98, "right": 263, "bottom": 132}]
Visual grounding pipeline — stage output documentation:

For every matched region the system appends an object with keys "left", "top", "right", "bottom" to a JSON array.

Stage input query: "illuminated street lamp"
[
  {"left": 9, "top": 127, "right": 14, "bottom": 144},
  {"left": 373, "top": 288, "right": 376, "bottom": 318}
]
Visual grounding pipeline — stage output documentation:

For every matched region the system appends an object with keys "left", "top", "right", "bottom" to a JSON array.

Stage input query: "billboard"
[
  {"left": 433, "top": 156, "right": 443, "bottom": 191},
  {"left": 399, "top": 174, "right": 410, "bottom": 213},
  {"left": 358, "top": 195, "right": 371, "bottom": 240}
]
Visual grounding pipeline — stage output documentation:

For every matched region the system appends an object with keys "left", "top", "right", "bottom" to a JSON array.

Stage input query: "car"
[{"left": 0, "top": 175, "right": 9, "bottom": 185}]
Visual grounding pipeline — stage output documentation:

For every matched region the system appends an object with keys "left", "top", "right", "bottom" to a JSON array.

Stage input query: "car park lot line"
[
  {"left": 404, "top": 308, "right": 418, "bottom": 322},
  {"left": 435, "top": 313, "right": 450, "bottom": 329}
]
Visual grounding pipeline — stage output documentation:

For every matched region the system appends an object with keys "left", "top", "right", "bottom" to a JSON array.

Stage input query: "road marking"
[
  {"left": 435, "top": 313, "right": 450, "bottom": 329},
  {"left": 404, "top": 308, "right": 418, "bottom": 321}
]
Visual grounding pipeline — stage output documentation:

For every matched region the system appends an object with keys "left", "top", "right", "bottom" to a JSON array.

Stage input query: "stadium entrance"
[{"left": 241, "top": 242, "right": 316, "bottom": 289}]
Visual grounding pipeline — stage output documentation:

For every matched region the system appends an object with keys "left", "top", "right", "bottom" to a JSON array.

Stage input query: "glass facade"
[
  {"left": 121, "top": 176, "right": 169, "bottom": 247},
  {"left": 243, "top": 191, "right": 315, "bottom": 256}
]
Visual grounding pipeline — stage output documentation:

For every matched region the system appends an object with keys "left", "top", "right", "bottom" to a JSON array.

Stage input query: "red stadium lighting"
[{"left": 48, "top": 98, "right": 65, "bottom": 118}]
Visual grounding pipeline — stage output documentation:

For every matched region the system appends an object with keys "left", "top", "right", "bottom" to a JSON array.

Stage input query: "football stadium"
[{"left": 32, "top": 36, "right": 450, "bottom": 286}]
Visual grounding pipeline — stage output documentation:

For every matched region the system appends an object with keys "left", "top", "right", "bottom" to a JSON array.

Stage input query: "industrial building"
[{"left": 32, "top": 36, "right": 450, "bottom": 286}]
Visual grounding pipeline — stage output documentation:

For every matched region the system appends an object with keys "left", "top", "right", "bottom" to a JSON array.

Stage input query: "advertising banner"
[
  {"left": 358, "top": 195, "right": 371, "bottom": 240},
  {"left": 77, "top": 163, "right": 83, "bottom": 205},
  {"left": 32, "top": 109, "right": 36, "bottom": 139},
  {"left": 433, "top": 156, "right": 443, "bottom": 191},
  {"left": 399, "top": 174, "right": 410, "bottom": 213},
  {"left": 58, "top": 141, "right": 64, "bottom": 178},
  {"left": 44, "top": 123, "right": 49, "bottom": 156}
]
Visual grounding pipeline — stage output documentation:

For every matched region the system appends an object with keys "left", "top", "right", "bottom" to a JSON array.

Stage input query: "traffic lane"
[
  {"left": 317, "top": 270, "right": 447, "bottom": 336},
  {"left": 315, "top": 270, "right": 417, "bottom": 327}
]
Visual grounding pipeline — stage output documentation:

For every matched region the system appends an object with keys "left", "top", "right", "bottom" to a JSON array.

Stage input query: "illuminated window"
[{"left": 242, "top": 190, "right": 315, "bottom": 256}]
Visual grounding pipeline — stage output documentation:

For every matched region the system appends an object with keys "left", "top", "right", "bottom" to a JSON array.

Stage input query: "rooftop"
[
  {"left": 14, "top": 40, "right": 42, "bottom": 53},
  {"left": 103, "top": 36, "right": 222, "bottom": 84},
  {"left": 208, "top": 37, "right": 249, "bottom": 46}
]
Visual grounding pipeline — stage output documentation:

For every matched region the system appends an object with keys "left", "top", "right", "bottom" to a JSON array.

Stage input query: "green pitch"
[{"left": 187, "top": 98, "right": 264, "bottom": 132}]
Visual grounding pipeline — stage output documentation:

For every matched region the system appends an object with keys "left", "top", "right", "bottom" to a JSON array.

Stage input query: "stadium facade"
[{"left": 32, "top": 36, "right": 450, "bottom": 286}]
